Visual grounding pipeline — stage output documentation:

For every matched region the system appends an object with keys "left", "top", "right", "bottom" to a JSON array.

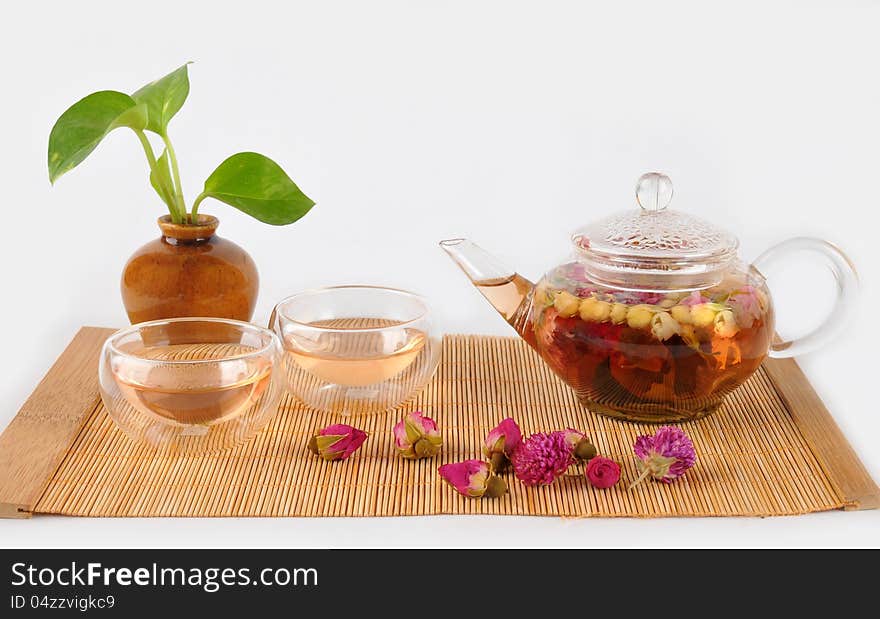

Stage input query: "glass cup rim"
[
  {"left": 274, "top": 285, "right": 430, "bottom": 333},
  {"left": 106, "top": 317, "right": 279, "bottom": 365}
]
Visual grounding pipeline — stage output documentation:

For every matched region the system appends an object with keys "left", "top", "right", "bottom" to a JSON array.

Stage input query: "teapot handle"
[{"left": 752, "top": 237, "right": 858, "bottom": 359}]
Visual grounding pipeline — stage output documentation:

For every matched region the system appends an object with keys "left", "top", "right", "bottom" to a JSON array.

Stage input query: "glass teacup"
[
  {"left": 270, "top": 286, "right": 441, "bottom": 415},
  {"left": 99, "top": 318, "right": 284, "bottom": 453}
]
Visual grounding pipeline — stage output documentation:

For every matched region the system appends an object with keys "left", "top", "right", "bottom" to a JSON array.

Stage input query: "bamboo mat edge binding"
[
  {"left": 762, "top": 358, "right": 880, "bottom": 511},
  {"left": 0, "top": 327, "right": 115, "bottom": 518},
  {"left": 0, "top": 327, "right": 877, "bottom": 518}
]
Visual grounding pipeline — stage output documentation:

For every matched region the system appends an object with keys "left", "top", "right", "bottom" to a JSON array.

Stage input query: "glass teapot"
[{"left": 441, "top": 172, "right": 858, "bottom": 423}]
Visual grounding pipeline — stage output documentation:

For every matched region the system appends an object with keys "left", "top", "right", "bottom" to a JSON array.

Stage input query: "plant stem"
[
  {"left": 134, "top": 129, "right": 180, "bottom": 223},
  {"left": 627, "top": 467, "right": 652, "bottom": 491},
  {"left": 191, "top": 192, "right": 207, "bottom": 221},
  {"left": 161, "top": 133, "right": 188, "bottom": 222}
]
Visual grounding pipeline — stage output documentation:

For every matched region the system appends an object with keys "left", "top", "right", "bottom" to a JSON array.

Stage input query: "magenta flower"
[
  {"left": 483, "top": 418, "right": 522, "bottom": 472},
  {"left": 308, "top": 424, "right": 367, "bottom": 461},
  {"left": 632, "top": 291, "right": 666, "bottom": 305},
  {"left": 562, "top": 428, "right": 597, "bottom": 461},
  {"left": 630, "top": 426, "right": 696, "bottom": 489},
  {"left": 574, "top": 286, "right": 598, "bottom": 298},
  {"left": 393, "top": 411, "right": 442, "bottom": 459},
  {"left": 439, "top": 460, "right": 507, "bottom": 498},
  {"left": 586, "top": 457, "right": 621, "bottom": 489},
  {"left": 681, "top": 291, "right": 711, "bottom": 307},
  {"left": 512, "top": 431, "right": 574, "bottom": 486}
]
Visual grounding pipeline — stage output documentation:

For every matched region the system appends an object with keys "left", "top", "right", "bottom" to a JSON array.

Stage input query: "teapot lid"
[{"left": 570, "top": 172, "right": 739, "bottom": 290}]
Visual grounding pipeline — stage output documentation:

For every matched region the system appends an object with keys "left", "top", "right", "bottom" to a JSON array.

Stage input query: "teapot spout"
[{"left": 439, "top": 239, "right": 536, "bottom": 339}]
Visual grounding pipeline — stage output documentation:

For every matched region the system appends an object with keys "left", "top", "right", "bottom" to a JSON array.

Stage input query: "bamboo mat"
[{"left": 1, "top": 327, "right": 877, "bottom": 518}]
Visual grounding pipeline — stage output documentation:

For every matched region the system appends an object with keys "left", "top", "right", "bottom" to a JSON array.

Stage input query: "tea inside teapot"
[{"left": 530, "top": 259, "right": 774, "bottom": 422}]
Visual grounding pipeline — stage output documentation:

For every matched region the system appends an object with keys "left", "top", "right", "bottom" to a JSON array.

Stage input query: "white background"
[{"left": 1, "top": 0, "right": 878, "bottom": 547}]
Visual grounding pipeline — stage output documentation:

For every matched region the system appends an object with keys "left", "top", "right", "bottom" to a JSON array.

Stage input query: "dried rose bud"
[
  {"left": 629, "top": 426, "right": 696, "bottom": 489},
  {"left": 483, "top": 418, "right": 522, "bottom": 472},
  {"left": 393, "top": 411, "right": 442, "bottom": 459},
  {"left": 485, "top": 475, "right": 508, "bottom": 498},
  {"left": 563, "top": 428, "right": 597, "bottom": 461},
  {"left": 308, "top": 424, "right": 368, "bottom": 461},
  {"left": 438, "top": 460, "right": 506, "bottom": 498},
  {"left": 586, "top": 456, "right": 621, "bottom": 489}
]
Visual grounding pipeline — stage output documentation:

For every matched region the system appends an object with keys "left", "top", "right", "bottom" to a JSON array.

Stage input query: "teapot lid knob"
[{"left": 636, "top": 172, "right": 673, "bottom": 212}]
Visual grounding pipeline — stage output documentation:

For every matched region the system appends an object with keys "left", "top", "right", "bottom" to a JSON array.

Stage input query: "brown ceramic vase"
[{"left": 121, "top": 215, "right": 259, "bottom": 324}]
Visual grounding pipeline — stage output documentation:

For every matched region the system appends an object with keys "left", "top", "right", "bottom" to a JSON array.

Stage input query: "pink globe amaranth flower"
[
  {"left": 438, "top": 460, "right": 491, "bottom": 498},
  {"left": 310, "top": 424, "right": 368, "bottom": 461},
  {"left": 512, "top": 431, "right": 574, "bottom": 487},
  {"left": 483, "top": 418, "right": 522, "bottom": 471},
  {"left": 630, "top": 425, "right": 696, "bottom": 488},
  {"left": 393, "top": 411, "right": 442, "bottom": 459},
  {"left": 586, "top": 457, "right": 621, "bottom": 489}
]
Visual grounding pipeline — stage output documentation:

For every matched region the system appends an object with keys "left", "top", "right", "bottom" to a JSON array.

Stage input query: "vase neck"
[{"left": 158, "top": 215, "right": 219, "bottom": 244}]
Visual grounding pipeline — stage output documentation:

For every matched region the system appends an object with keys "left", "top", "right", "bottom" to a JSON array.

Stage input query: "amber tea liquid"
[
  {"left": 112, "top": 344, "right": 272, "bottom": 425},
  {"left": 474, "top": 275, "right": 533, "bottom": 322},
  {"left": 284, "top": 319, "right": 427, "bottom": 387}
]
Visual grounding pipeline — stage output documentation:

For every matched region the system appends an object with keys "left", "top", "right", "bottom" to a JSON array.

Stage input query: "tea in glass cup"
[
  {"left": 271, "top": 286, "right": 441, "bottom": 415},
  {"left": 99, "top": 318, "right": 284, "bottom": 453}
]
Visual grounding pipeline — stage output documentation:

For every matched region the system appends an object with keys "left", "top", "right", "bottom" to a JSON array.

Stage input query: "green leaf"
[
  {"left": 132, "top": 63, "right": 191, "bottom": 134},
  {"left": 150, "top": 148, "right": 174, "bottom": 206},
  {"left": 197, "top": 152, "right": 315, "bottom": 225},
  {"left": 48, "top": 91, "right": 147, "bottom": 183}
]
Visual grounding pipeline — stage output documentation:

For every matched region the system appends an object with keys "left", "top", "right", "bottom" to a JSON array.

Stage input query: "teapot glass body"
[{"left": 527, "top": 258, "right": 774, "bottom": 422}]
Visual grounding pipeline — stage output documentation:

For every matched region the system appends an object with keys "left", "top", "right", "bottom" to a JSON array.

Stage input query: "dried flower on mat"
[
  {"left": 439, "top": 460, "right": 507, "bottom": 498},
  {"left": 586, "top": 456, "right": 621, "bottom": 489},
  {"left": 308, "top": 424, "right": 367, "bottom": 461},
  {"left": 629, "top": 426, "right": 696, "bottom": 489},
  {"left": 563, "top": 428, "right": 597, "bottom": 462},
  {"left": 393, "top": 411, "right": 442, "bottom": 459},
  {"left": 484, "top": 418, "right": 522, "bottom": 472},
  {"left": 512, "top": 431, "right": 574, "bottom": 487}
]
